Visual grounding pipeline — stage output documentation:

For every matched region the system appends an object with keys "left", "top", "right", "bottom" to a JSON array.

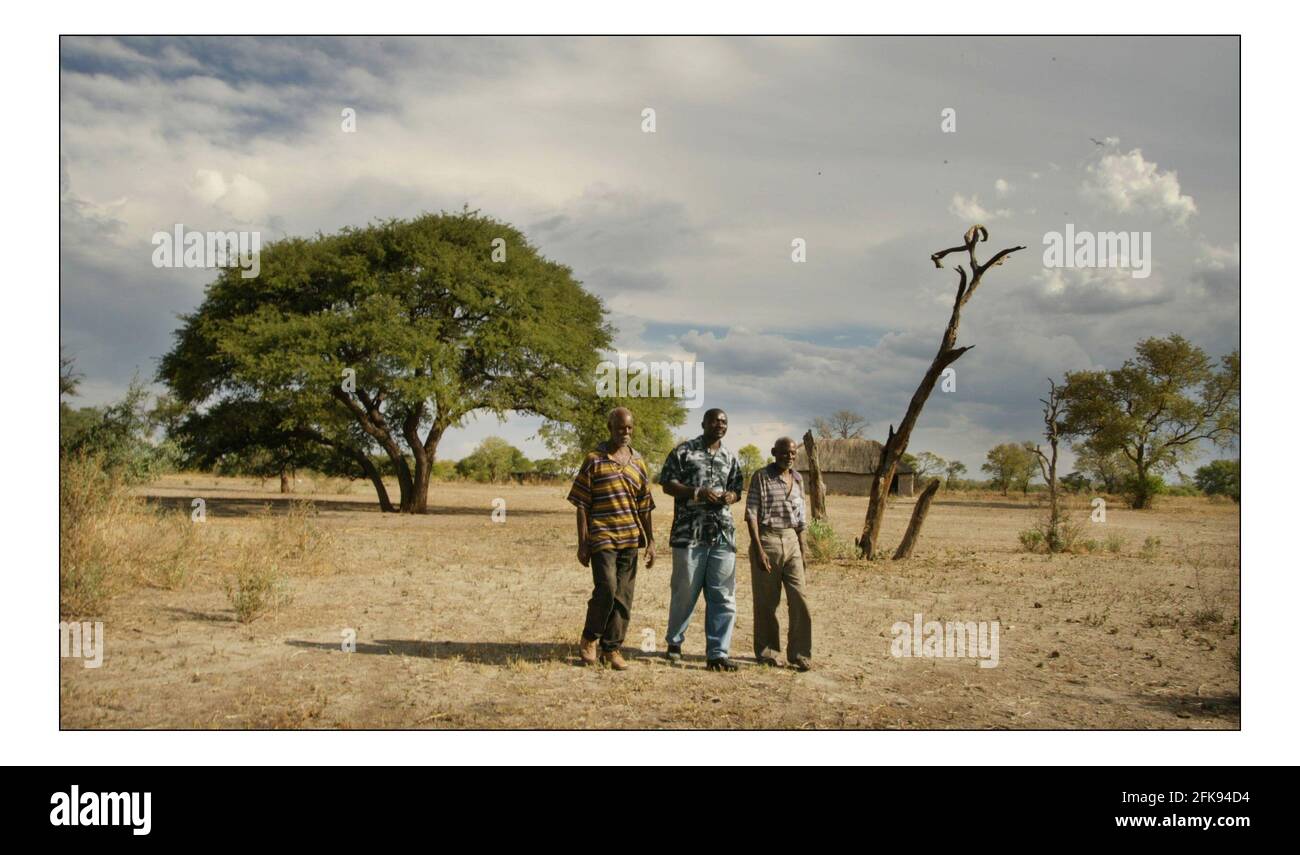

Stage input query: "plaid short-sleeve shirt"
[
  {"left": 745, "top": 463, "right": 807, "bottom": 531},
  {"left": 567, "top": 442, "right": 655, "bottom": 553}
]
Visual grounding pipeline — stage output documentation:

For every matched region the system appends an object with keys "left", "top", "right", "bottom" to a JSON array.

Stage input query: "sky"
[{"left": 59, "top": 36, "right": 1240, "bottom": 474}]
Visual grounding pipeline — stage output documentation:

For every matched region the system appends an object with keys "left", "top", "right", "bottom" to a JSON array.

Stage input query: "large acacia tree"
[
  {"left": 160, "top": 210, "right": 611, "bottom": 513},
  {"left": 1059, "top": 334, "right": 1240, "bottom": 509}
]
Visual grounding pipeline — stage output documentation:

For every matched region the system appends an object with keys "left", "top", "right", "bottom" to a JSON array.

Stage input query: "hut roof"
[{"left": 795, "top": 437, "right": 915, "bottom": 475}]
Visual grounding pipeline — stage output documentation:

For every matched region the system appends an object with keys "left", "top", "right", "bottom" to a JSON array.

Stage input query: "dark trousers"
[{"left": 582, "top": 547, "right": 639, "bottom": 650}]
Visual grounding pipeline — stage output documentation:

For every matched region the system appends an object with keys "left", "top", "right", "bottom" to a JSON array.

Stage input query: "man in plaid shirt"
[{"left": 743, "top": 436, "right": 812, "bottom": 671}]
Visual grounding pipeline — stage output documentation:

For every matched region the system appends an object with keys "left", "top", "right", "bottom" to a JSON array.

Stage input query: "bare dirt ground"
[{"left": 60, "top": 476, "right": 1240, "bottom": 729}]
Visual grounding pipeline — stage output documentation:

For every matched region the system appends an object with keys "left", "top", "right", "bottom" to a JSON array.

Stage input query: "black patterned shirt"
[{"left": 657, "top": 436, "right": 744, "bottom": 549}]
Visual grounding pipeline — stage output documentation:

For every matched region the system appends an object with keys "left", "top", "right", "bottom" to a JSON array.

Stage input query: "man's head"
[
  {"left": 702, "top": 408, "right": 728, "bottom": 444},
  {"left": 772, "top": 436, "right": 798, "bottom": 471},
  {"left": 607, "top": 407, "right": 634, "bottom": 447}
]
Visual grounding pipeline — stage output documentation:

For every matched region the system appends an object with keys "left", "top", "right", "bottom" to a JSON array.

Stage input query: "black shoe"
[
  {"left": 706, "top": 658, "right": 739, "bottom": 672},
  {"left": 665, "top": 644, "right": 682, "bottom": 664},
  {"left": 791, "top": 658, "right": 812, "bottom": 672},
  {"left": 756, "top": 656, "right": 779, "bottom": 667}
]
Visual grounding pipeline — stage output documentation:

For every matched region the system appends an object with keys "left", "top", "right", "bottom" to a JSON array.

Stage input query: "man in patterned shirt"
[
  {"left": 567, "top": 407, "right": 656, "bottom": 670},
  {"left": 658, "top": 408, "right": 745, "bottom": 671},
  {"left": 744, "top": 436, "right": 812, "bottom": 671}
]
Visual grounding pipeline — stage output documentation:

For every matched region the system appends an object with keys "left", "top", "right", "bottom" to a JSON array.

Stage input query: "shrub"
[
  {"left": 60, "top": 453, "right": 150, "bottom": 615},
  {"left": 253, "top": 501, "right": 334, "bottom": 576},
  {"left": 60, "top": 378, "right": 177, "bottom": 484},
  {"left": 223, "top": 551, "right": 292, "bottom": 623},
  {"left": 430, "top": 460, "right": 459, "bottom": 481},
  {"left": 1123, "top": 473, "right": 1166, "bottom": 509},
  {"left": 1139, "top": 536, "right": 1162, "bottom": 560},
  {"left": 1194, "top": 459, "right": 1240, "bottom": 502},
  {"left": 1018, "top": 528, "right": 1045, "bottom": 552},
  {"left": 60, "top": 452, "right": 204, "bottom": 614},
  {"left": 806, "top": 519, "right": 851, "bottom": 562},
  {"left": 1018, "top": 508, "right": 1082, "bottom": 554}
]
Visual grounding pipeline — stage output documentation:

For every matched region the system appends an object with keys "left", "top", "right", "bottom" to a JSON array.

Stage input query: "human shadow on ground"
[
  {"left": 285, "top": 637, "right": 726, "bottom": 668},
  {"left": 1133, "top": 690, "right": 1240, "bottom": 722}
]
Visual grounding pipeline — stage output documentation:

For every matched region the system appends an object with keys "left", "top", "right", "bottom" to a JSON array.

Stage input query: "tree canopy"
[
  {"left": 160, "top": 209, "right": 614, "bottom": 512},
  {"left": 1059, "top": 334, "right": 1239, "bottom": 508}
]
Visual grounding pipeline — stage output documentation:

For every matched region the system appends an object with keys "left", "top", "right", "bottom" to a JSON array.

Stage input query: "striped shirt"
[
  {"left": 745, "top": 463, "right": 807, "bottom": 531},
  {"left": 567, "top": 442, "right": 656, "bottom": 553}
]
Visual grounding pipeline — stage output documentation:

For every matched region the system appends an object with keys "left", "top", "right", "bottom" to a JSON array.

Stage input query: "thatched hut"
[{"left": 795, "top": 437, "right": 915, "bottom": 497}]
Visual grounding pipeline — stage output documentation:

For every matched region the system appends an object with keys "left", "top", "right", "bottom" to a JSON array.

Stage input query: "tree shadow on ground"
[
  {"left": 162, "top": 606, "right": 236, "bottom": 623},
  {"left": 931, "top": 499, "right": 1036, "bottom": 511},
  {"left": 142, "top": 494, "right": 559, "bottom": 518}
]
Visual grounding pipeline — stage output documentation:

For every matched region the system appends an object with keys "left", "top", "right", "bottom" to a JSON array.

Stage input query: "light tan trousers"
[{"left": 750, "top": 527, "right": 812, "bottom": 663}]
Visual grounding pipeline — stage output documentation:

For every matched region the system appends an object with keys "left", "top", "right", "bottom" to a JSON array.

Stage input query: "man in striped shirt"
[
  {"left": 567, "top": 407, "right": 656, "bottom": 670},
  {"left": 744, "top": 436, "right": 812, "bottom": 670}
]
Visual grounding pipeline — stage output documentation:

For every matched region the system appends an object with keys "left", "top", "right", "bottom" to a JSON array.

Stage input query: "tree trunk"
[
  {"left": 859, "top": 424, "right": 897, "bottom": 558},
  {"left": 893, "top": 478, "right": 942, "bottom": 560},
  {"left": 801, "top": 430, "right": 828, "bottom": 522},
  {"left": 409, "top": 459, "right": 432, "bottom": 513},
  {"left": 1131, "top": 448, "right": 1150, "bottom": 509},
  {"left": 331, "top": 387, "right": 415, "bottom": 511},
  {"left": 858, "top": 226, "right": 1024, "bottom": 559},
  {"left": 289, "top": 425, "right": 397, "bottom": 513},
  {"left": 352, "top": 452, "right": 394, "bottom": 513},
  {"left": 401, "top": 412, "right": 445, "bottom": 515}
]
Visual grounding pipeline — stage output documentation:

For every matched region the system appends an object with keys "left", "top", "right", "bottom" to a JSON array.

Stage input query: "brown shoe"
[
  {"left": 578, "top": 636, "right": 599, "bottom": 666},
  {"left": 600, "top": 648, "right": 629, "bottom": 671}
]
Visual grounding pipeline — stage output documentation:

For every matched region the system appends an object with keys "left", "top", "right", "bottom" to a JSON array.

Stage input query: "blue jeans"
[{"left": 666, "top": 544, "right": 737, "bottom": 660}]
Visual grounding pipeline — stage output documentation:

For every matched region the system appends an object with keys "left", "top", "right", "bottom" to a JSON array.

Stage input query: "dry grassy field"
[{"left": 59, "top": 474, "right": 1240, "bottom": 729}]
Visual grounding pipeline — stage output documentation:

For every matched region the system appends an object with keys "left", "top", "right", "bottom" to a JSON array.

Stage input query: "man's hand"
[
  {"left": 759, "top": 550, "right": 773, "bottom": 574},
  {"left": 577, "top": 539, "right": 590, "bottom": 567},
  {"left": 704, "top": 487, "right": 726, "bottom": 504},
  {"left": 644, "top": 541, "right": 656, "bottom": 569}
]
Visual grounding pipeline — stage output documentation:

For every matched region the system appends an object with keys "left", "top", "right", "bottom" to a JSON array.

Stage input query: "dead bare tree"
[
  {"left": 892, "top": 477, "right": 942, "bottom": 560},
  {"left": 1032, "top": 378, "right": 1066, "bottom": 551},
  {"left": 856, "top": 225, "right": 1025, "bottom": 559},
  {"left": 801, "top": 430, "right": 828, "bottom": 521}
]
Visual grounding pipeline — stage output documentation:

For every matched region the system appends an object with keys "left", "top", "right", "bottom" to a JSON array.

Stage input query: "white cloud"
[
  {"left": 1028, "top": 266, "right": 1172, "bottom": 314},
  {"left": 949, "top": 193, "right": 1010, "bottom": 221},
  {"left": 57, "top": 36, "right": 1240, "bottom": 472},
  {"left": 1082, "top": 147, "right": 1197, "bottom": 226},
  {"left": 186, "top": 169, "right": 271, "bottom": 224}
]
